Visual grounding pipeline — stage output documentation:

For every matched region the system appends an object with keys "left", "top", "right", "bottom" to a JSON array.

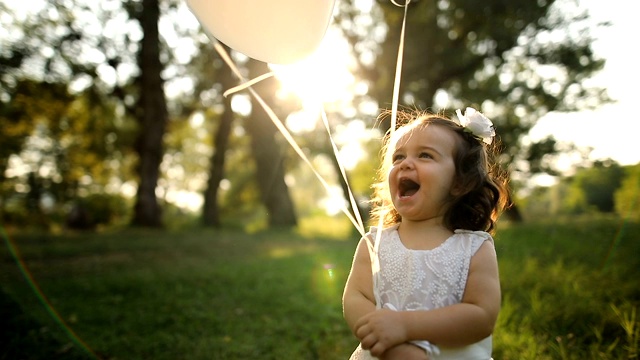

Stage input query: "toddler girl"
[{"left": 342, "top": 108, "right": 509, "bottom": 359}]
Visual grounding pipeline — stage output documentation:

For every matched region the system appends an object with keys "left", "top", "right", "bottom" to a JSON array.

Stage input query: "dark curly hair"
[{"left": 370, "top": 110, "right": 510, "bottom": 234}]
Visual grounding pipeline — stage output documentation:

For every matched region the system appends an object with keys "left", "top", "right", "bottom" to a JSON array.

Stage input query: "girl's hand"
[
  {"left": 380, "top": 343, "right": 430, "bottom": 360},
  {"left": 355, "top": 309, "right": 407, "bottom": 357}
]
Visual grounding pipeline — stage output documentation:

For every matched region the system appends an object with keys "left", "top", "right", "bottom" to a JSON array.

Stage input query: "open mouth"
[{"left": 398, "top": 178, "right": 420, "bottom": 197}]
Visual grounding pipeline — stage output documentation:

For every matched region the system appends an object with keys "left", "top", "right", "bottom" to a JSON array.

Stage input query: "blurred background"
[{"left": 1, "top": 0, "right": 637, "bottom": 231}]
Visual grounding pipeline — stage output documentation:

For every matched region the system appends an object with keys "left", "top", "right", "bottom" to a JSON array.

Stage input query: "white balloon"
[{"left": 187, "top": 0, "right": 337, "bottom": 64}]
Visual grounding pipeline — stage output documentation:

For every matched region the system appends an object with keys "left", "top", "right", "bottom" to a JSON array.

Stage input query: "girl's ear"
[{"left": 450, "top": 180, "right": 466, "bottom": 197}]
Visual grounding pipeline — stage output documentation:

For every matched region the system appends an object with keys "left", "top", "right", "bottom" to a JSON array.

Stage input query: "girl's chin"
[{"left": 394, "top": 204, "right": 422, "bottom": 218}]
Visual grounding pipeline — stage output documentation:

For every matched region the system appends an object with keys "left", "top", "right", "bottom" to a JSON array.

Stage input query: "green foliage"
[
  {"left": 68, "top": 193, "right": 132, "bottom": 230},
  {"left": 2, "top": 217, "right": 638, "bottom": 359},
  {"left": 615, "top": 163, "right": 640, "bottom": 221},
  {"left": 348, "top": 136, "right": 383, "bottom": 197},
  {"left": 522, "top": 161, "right": 633, "bottom": 219},
  {"left": 571, "top": 160, "right": 625, "bottom": 213},
  {"left": 493, "top": 217, "right": 640, "bottom": 359}
]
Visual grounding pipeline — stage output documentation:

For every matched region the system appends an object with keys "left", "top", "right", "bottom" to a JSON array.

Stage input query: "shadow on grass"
[{"left": 0, "top": 287, "right": 93, "bottom": 360}]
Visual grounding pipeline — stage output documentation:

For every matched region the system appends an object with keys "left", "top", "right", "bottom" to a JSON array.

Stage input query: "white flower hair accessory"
[{"left": 455, "top": 107, "right": 496, "bottom": 144}]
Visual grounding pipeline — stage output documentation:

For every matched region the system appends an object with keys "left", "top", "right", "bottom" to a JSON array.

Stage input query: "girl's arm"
[
  {"left": 342, "top": 237, "right": 376, "bottom": 333},
  {"left": 356, "top": 240, "right": 501, "bottom": 356},
  {"left": 344, "top": 238, "right": 430, "bottom": 360},
  {"left": 380, "top": 343, "right": 430, "bottom": 360}
]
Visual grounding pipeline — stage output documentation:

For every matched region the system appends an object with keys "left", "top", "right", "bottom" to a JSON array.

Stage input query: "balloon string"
[
  {"left": 320, "top": 108, "right": 365, "bottom": 232},
  {"left": 223, "top": 72, "right": 275, "bottom": 98},
  {"left": 213, "top": 42, "right": 366, "bottom": 238},
  {"left": 389, "top": 0, "right": 410, "bottom": 132},
  {"left": 369, "top": 215, "right": 385, "bottom": 306},
  {"left": 390, "top": 0, "right": 409, "bottom": 7},
  {"left": 371, "top": 0, "right": 410, "bottom": 291}
]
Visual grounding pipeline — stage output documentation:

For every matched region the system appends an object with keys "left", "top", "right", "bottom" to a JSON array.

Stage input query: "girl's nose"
[{"left": 399, "top": 157, "right": 414, "bottom": 170}]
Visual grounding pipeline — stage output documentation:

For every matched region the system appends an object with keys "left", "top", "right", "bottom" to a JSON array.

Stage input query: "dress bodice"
[{"left": 371, "top": 225, "right": 492, "bottom": 312}]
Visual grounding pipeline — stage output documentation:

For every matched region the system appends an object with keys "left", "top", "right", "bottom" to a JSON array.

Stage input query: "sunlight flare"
[{"left": 271, "top": 29, "right": 356, "bottom": 109}]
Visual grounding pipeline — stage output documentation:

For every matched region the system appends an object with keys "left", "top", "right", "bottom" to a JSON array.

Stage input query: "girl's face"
[{"left": 387, "top": 124, "right": 458, "bottom": 223}]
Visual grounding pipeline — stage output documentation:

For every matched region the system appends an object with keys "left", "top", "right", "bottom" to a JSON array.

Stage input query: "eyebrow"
[
  {"left": 394, "top": 144, "right": 443, "bottom": 157},
  {"left": 420, "top": 145, "right": 443, "bottom": 156}
]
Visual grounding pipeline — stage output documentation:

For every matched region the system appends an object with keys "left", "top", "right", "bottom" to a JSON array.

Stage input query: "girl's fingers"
[
  {"left": 369, "top": 341, "right": 388, "bottom": 357},
  {"left": 360, "top": 333, "right": 376, "bottom": 350},
  {"left": 353, "top": 312, "right": 370, "bottom": 330},
  {"left": 355, "top": 322, "right": 370, "bottom": 340}
]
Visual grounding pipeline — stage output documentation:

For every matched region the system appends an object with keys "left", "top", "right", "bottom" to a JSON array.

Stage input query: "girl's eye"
[
  {"left": 419, "top": 152, "right": 432, "bottom": 159},
  {"left": 392, "top": 154, "right": 405, "bottom": 163}
]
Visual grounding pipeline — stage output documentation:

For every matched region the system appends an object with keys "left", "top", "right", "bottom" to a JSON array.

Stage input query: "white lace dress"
[{"left": 349, "top": 225, "right": 494, "bottom": 360}]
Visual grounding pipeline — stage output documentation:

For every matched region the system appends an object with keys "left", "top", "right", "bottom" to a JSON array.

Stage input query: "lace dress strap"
[{"left": 454, "top": 229, "right": 493, "bottom": 254}]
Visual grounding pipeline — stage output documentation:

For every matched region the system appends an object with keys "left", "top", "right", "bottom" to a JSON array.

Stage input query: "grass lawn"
[{"left": 1, "top": 216, "right": 638, "bottom": 359}]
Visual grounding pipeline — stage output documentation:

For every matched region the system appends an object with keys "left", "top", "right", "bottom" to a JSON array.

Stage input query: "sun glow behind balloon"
[{"left": 271, "top": 29, "right": 357, "bottom": 111}]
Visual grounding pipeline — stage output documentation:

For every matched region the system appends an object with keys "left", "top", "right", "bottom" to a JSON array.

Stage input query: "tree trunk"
[
  {"left": 202, "top": 47, "right": 235, "bottom": 227},
  {"left": 245, "top": 60, "right": 297, "bottom": 227},
  {"left": 131, "top": 0, "right": 167, "bottom": 227}
]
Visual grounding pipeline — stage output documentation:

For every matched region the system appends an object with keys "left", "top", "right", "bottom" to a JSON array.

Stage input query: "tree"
[
  {"left": 0, "top": 1, "right": 240, "bottom": 229},
  {"left": 574, "top": 160, "right": 624, "bottom": 213},
  {"left": 549, "top": 160, "right": 624, "bottom": 215},
  {"left": 0, "top": 80, "right": 54, "bottom": 221},
  {"left": 129, "top": 0, "right": 169, "bottom": 227},
  {"left": 0, "top": 0, "right": 140, "bottom": 226},
  {"left": 0, "top": 47, "right": 34, "bottom": 197},
  {"left": 244, "top": 60, "right": 297, "bottom": 227},
  {"left": 201, "top": 45, "right": 236, "bottom": 227}
]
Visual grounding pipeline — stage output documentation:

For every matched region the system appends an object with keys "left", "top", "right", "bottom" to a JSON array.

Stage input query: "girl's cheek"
[{"left": 387, "top": 168, "right": 396, "bottom": 183}]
